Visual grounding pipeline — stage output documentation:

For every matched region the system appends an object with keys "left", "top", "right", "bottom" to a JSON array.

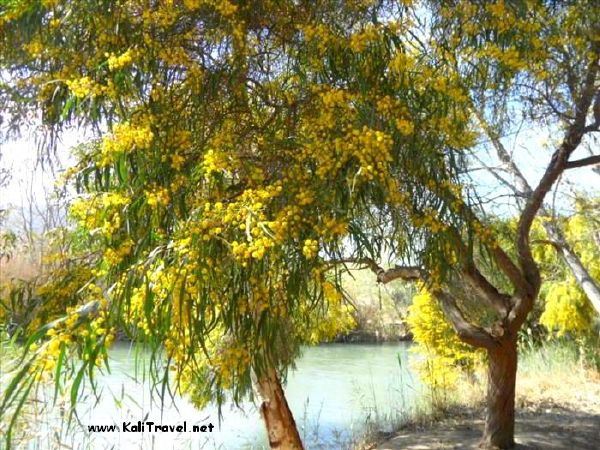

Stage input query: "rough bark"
[
  {"left": 256, "top": 368, "right": 304, "bottom": 450},
  {"left": 482, "top": 337, "right": 518, "bottom": 450}
]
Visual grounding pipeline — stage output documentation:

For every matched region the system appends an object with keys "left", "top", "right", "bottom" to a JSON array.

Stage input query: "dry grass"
[
  {"left": 515, "top": 343, "right": 600, "bottom": 413},
  {"left": 0, "top": 254, "right": 41, "bottom": 283},
  {"left": 449, "top": 341, "right": 600, "bottom": 414}
]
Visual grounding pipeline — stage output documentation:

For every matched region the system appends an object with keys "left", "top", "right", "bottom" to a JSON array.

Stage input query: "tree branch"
[
  {"left": 433, "top": 290, "right": 498, "bottom": 349},
  {"left": 582, "top": 89, "right": 600, "bottom": 133},
  {"left": 565, "top": 154, "right": 600, "bottom": 169},
  {"left": 463, "top": 263, "right": 511, "bottom": 316},
  {"left": 377, "top": 265, "right": 422, "bottom": 283},
  {"left": 516, "top": 48, "right": 599, "bottom": 301},
  {"left": 324, "top": 258, "right": 422, "bottom": 283}
]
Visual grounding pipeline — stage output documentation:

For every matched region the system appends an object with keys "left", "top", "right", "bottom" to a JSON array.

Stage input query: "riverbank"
[
  {"left": 369, "top": 342, "right": 600, "bottom": 450},
  {"left": 374, "top": 403, "right": 600, "bottom": 450}
]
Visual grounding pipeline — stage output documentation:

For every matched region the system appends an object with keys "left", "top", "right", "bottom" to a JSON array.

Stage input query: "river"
[{"left": 34, "top": 342, "right": 422, "bottom": 449}]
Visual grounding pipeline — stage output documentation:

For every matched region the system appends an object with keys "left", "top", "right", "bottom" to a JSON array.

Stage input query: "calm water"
[{"left": 37, "top": 343, "right": 422, "bottom": 449}]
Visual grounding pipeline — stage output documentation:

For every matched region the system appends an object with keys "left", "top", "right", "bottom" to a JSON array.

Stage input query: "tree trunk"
[
  {"left": 543, "top": 221, "right": 600, "bottom": 315},
  {"left": 255, "top": 367, "right": 304, "bottom": 450},
  {"left": 482, "top": 337, "right": 518, "bottom": 449}
]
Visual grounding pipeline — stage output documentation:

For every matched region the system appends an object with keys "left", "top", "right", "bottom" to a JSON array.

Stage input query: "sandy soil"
[
  {"left": 375, "top": 371, "right": 600, "bottom": 450},
  {"left": 375, "top": 406, "right": 600, "bottom": 450}
]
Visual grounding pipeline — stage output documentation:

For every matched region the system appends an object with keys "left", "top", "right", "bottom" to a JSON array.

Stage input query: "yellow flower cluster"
[
  {"left": 128, "top": 286, "right": 151, "bottom": 335},
  {"left": 146, "top": 187, "right": 170, "bottom": 208},
  {"left": 214, "top": 346, "right": 250, "bottom": 389},
  {"left": 183, "top": 0, "right": 237, "bottom": 16},
  {"left": 302, "top": 239, "right": 318, "bottom": 259},
  {"left": 395, "top": 118, "right": 414, "bottom": 136},
  {"left": 231, "top": 238, "right": 272, "bottom": 261},
  {"left": 471, "top": 220, "right": 498, "bottom": 248},
  {"left": 314, "top": 216, "right": 348, "bottom": 242},
  {"left": 540, "top": 280, "right": 594, "bottom": 336},
  {"left": 407, "top": 287, "right": 481, "bottom": 391},
  {"left": 188, "top": 185, "right": 284, "bottom": 265},
  {"left": 202, "top": 149, "right": 230, "bottom": 176},
  {"left": 302, "top": 24, "right": 334, "bottom": 47},
  {"left": 353, "top": 128, "right": 394, "bottom": 180},
  {"left": 388, "top": 51, "right": 415, "bottom": 74},
  {"left": 28, "top": 293, "right": 114, "bottom": 379},
  {"left": 349, "top": 25, "right": 379, "bottom": 53},
  {"left": 103, "top": 239, "right": 133, "bottom": 265},
  {"left": 25, "top": 40, "right": 43, "bottom": 57},
  {"left": 171, "top": 153, "right": 186, "bottom": 170},
  {"left": 299, "top": 281, "right": 355, "bottom": 345},
  {"left": 70, "top": 192, "right": 130, "bottom": 236},
  {"left": 31, "top": 332, "right": 69, "bottom": 377},
  {"left": 66, "top": 76, "right": 96, "bottom": 98},
  {"left": 100, "top": 122, "right": 154, "bottom": 166},
  {"left": 215, "top": 0, "right": 238, "bottom": 17},
  {"left": 415, "top": 208, "right": 447, "bottom": 233},
  {"left": 304, "top": 123, "right": 393, "bottom": 183},
  {"left": 107, "top": 49, "right": 134, "bottom": 71}
]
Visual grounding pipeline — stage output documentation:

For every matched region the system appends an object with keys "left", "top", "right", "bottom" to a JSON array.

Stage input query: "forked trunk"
[
  {"left": 256, "top": 367, "right": 304, "bottom": 450},
  {"left": 482, "top": 337, "right": 518, "bottom": 449}
]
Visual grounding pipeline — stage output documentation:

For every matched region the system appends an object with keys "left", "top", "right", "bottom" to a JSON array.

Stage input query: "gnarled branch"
[{"left": 433, "top": 290, "right": 498, "bottom": 350}]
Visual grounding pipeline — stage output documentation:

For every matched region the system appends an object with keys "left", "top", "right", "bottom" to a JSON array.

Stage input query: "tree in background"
[
  {"left": 473, "top": 102, "right": 600, "bottom": 318},
  {"left": 406, "top": 201, "right": 600, "bottom": 413},
  {"left": 350, "top": 2, "right": 599, "bottom": 448},
  {"left": 537, "top": 197, "right": 600, "bottom": 340},
  {"left": 1, "top": 1, "right": 599, "bottom": 450}
]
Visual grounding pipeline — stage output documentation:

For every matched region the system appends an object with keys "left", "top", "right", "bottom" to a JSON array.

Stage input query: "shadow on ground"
[{"left": 376, "top": 407, "right": 600, "bottom": 449}]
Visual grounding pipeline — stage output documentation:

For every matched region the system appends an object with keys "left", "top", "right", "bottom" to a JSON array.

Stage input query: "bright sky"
[
  {"left": 0, "top": 126, "right": 93, "bottom": 232},
  {"left": 470, "top": 125, "right": 599, "bottom": 217}
]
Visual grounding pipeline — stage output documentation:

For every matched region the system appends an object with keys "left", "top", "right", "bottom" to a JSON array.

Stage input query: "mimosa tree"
[{"left": 1, "top": 1, "right": 598, "bottom": 450}]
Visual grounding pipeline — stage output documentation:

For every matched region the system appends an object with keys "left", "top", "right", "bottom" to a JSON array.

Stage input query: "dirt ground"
[
  {"left": 375, "top": 406, "right": 600, "bottom": 449},
  {"left": 375, "top": 370, "right": 600, "bottom": 450}
]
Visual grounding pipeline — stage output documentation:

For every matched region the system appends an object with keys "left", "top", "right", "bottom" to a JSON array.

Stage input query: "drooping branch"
[{"left": 43, "top": 299, "right": 101, "bottom": 331}]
